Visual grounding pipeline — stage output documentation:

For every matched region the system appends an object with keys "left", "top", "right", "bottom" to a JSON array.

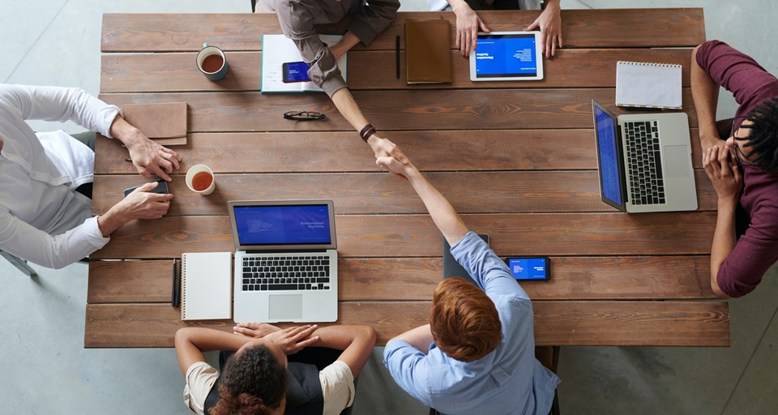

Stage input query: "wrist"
[
  {"left": 717, "top": 196, "right": 738, "bottom": 210},
  {"left": 360, "top": 123, "right": 376, "bottom": 142},
  {"left": 98, "top": 203, "right": 130, "bottom": 237}
]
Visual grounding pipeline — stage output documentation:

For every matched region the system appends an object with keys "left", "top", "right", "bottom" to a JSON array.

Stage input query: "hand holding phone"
[
  {"left": 123, "top": 179, "right": 170, "bottom": 198},
  {"left": 505, "top": 256, "right": 550, "bottom": 281}
]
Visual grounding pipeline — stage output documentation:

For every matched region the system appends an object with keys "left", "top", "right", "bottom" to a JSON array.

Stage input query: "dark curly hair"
[
  {"left": 210, "top": 344, "right": 287, "bottom": 415},
  {"left": 740, "top": 97, "right": 778, "bottom": 171}
]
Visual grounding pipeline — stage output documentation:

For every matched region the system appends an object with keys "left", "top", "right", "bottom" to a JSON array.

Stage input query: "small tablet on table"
[{"left": 469, "top": 31, "right": 544, "bottom": 82}]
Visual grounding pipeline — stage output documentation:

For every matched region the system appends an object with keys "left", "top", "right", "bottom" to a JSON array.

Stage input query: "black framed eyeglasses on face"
[
  {"left": 283, "top": 111, "right": 326, "bottom": 121},
  {"left": 729, "top": 117, "right": 751, "bottom": 166}
]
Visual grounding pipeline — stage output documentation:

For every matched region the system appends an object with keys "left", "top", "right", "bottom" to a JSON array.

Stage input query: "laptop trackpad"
[
  {"left": 663, "top": 146, "right": 692, "bottom": 178},
  {"left": 269, "top": 294, "right": 303, "bottom": 321}
]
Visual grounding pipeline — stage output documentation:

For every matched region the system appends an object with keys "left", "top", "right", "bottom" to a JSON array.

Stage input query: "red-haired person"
[
  {"left": 378, "top": 153, "right": 559, "bottom": 414},
  {"left": 175, "top": 323, "right": 375, "bottom": 415}
]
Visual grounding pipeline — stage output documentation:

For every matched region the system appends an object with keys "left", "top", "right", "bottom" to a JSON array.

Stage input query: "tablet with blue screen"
[{"left": 469, "top": 31, "right": 543, "bottom": 81}]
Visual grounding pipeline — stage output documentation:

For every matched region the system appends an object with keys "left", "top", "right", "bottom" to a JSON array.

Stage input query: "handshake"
[{"left": 367, "top": 135, "right": 417, "bottom": 180}]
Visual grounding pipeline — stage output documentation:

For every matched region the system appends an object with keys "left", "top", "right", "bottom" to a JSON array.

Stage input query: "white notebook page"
[
  {"left": 181, "top": 252, "right": 232, "bottom": 320},
  {"left": 616, "top": 61, "right": 682, "bottom": 109}
]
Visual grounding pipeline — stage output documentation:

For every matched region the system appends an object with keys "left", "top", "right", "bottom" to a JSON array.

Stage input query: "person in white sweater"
[{"left": 0, "top": 84, "right": 181, "bottom": 268}]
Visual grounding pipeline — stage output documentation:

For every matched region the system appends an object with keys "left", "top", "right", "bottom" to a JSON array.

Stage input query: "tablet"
[{"left": 469, "top": 31, "right": 544, "bottom": 81}]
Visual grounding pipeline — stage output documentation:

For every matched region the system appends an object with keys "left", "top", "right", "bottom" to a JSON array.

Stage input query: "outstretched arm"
[
  {"left": 376, "top": 156, "right": 469, "bottom": 246},
  {"left": 330, "top": 88, "right": 408, "bottom": 163}
]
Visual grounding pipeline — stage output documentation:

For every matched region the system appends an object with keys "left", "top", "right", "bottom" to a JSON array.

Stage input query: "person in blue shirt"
[{"left": 377, "top": 151, "right": 560, "bottom": 414}]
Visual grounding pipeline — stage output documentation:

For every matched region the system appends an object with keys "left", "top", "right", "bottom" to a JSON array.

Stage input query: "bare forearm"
[
  {"left": 691, "top": 46, "right": 721, "bottom": 147},
  {"left": 709, "top": 198, "right": 737, "bottom": 297},
  {"left": 174, "top": 328, "right": 250, "bottom": 375},
  {"left": 331, "top": 32, "right": 361, "bottom": 61},
  {"left": 389, "top": 324, "right": 433, "bottom": 352},
  {"left": 96, "top": 205, "right": 129, "bottom": 237},
  {"left": 313, "top": 325, "right": 376, "bottom": 377},
  {"left": 331, "top": 88, "right": 370, "bottom": 132},
  {"left": 448, "top": 0, "right": 470, "bottom": 11},
  {"left": 109, "top": 115, "right": 144, "bottom": 147},
  {"left": 406, "top": 171, "right": 469, "bottom": 246}
]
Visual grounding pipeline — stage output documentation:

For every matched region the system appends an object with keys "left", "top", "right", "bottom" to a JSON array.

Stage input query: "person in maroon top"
[{"left": 691, "top": 40, "right": 778, "bottom": 297}]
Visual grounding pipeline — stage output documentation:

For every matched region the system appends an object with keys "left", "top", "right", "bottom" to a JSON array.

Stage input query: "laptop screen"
[
  {"left": 230, "top": 202, "right": 336, "bottom": 250},
  {"left": 592, "top": 101, "right": 626, "bottom": 208}
]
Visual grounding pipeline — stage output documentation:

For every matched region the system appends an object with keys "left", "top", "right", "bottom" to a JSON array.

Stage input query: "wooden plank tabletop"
[{"left": 89, "top": 8, "right": 729, "bottom": 348}]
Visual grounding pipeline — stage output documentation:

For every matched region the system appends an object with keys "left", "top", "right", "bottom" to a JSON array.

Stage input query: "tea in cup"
[
  {"left": 196, "top": 43, "right": 228, "bottom": 81},
  {"left": 185, "top": 164, "right": 216, "bottom": 195}
]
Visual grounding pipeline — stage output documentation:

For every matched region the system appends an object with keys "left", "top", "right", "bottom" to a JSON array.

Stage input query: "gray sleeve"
[{"left": 346, "top": 0, "right": 400, "bottom": 46}]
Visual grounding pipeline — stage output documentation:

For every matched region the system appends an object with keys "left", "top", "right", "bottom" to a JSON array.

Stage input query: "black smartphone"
[
  {"left": 282, "top": 61, "right": 311, "bottom": 83},
  {"left": 505, "top": 256, "right": 550, "bottom": 281},
  {"left": 123, "top": 179, "right": 170, "bottom": 197}
]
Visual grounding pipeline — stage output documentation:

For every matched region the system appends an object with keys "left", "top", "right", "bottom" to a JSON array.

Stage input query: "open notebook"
[{"left": 180, "top": 252, "right": 232, "bottom": 320}]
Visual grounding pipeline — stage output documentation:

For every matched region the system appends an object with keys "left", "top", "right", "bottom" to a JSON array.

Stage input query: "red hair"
[{"left": 430, "top": 278, "right": 501, "bottom": 362}]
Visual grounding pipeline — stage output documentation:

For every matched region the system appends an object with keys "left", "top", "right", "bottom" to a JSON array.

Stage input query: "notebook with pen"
[{"left": 180, "top": 252, "right": 232, "bottom": 320}]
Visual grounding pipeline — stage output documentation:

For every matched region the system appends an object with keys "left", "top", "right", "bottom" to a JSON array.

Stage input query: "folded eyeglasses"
[{"left": 283, "top": 111, "right": 326, "bottom": 121}]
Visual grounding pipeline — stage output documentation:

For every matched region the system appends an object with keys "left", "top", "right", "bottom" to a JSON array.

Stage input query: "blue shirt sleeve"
[
  {"left": 449, "top": 231, "right": 529, "bottom": 300},
  {"left": 383, "top": 340, "right": 434, "bottom": 407}
]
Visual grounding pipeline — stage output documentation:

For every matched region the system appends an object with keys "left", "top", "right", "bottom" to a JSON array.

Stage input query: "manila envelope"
[{"left": 122, "top": 102, "right": 188, "bottom": 146}]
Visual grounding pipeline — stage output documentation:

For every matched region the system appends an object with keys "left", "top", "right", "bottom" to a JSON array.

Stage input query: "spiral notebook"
[
  {"left": 615, "top": 61, "right": 682, "bottom": 110},
  {"left": 180, "top": 252, "right": 232, "bottom": 320}
]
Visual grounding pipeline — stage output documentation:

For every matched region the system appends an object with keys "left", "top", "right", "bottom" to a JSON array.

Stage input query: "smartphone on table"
[
  {"left": 505, "top": 256, "right": 550, "bottom": 281},
  {"left": 282, "top": 61, "right": 311, "bottom": 83},
  {"left": 123, "top": 179, "right": 170, "bottom": 197}
]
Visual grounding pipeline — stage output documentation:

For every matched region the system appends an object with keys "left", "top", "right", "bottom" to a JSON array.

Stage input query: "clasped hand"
[
  {"left": 702, "top": 145, "right": 742, "bottom": 201},
  {"left": 234, "top": 322, "right": 320, "bottom": 354}
]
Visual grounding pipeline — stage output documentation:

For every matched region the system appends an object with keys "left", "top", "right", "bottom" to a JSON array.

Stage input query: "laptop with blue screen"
[
  {"left": 591, "top": 100, "right": 697, "bottom": 213},
  {"left": 228, "top": 200, "right": 338, "bottom": 323}
]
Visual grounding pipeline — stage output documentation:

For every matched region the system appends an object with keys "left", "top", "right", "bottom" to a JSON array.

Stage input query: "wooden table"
[{"left": 87, "top": 9, "right": 729, "bottom": 348}]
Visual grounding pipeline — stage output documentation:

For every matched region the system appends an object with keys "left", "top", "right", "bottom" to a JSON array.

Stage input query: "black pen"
[
  {"left": 172, "top": 258, "right": 181, "bottom": 307},
  {"left": 395, "top": 35, "right": 400, "bottom": 79}
]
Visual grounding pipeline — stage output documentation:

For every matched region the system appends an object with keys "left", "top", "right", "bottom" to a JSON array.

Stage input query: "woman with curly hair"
[{"left": 175, "top": 323, "right": 375, "bottom": 415}]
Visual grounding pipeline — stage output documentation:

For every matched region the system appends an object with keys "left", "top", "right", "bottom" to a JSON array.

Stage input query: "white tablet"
[{"left": 469, "top": 31, "right": 544, "bottom": 81}]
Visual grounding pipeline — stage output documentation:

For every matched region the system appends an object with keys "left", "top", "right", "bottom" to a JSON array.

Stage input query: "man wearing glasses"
[{"left": 691, "top": 40, "right": 778, "bottom": 298}]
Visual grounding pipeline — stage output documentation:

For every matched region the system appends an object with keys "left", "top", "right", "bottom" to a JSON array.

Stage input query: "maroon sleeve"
[
  {"left": 695, "top": 40, "right": 778, "bottom": 115},
  {"left": 716, "top": 201, "right": 778, "bottom": 297}
]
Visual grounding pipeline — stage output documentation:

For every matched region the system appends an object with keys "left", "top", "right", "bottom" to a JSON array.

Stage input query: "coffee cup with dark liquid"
[
  {"left": 196, "top": 43, "right": 228, "bottom": 81},
  {"left": 185, "top": 164, "right": 216, "bottom": 195}
]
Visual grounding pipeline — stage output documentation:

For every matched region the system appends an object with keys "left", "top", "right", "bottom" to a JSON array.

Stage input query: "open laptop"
[
  {"left": 228, "top": 200, "right": 338, "bottom": 323},
  {"left": 591, "top": 100, "right": 697, "bottom": 213}
]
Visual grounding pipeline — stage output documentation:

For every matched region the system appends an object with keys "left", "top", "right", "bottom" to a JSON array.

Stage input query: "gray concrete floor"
[{"left": 1, "top": 0, "right": 776, "bottom": 414}]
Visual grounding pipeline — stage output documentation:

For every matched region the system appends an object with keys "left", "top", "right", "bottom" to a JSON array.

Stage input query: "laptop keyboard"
[
  {"left": 242, "top": 255, "right": 331, "bottom": 292},
  {"left": 624, "top": 121, "right": 666, "bottom": 205}
]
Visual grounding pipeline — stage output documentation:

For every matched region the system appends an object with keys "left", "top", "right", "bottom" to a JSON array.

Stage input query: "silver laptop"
[
  {"left": 228, "top": 200, "right": 338, "bottom": 323},
  {"left": 591, "top": 100, "right": 697, "bottom": 213}
]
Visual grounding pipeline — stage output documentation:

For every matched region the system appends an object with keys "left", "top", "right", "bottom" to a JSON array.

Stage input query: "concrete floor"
[{"left": 1, "top": 0, "right": 777, "bottom": 414}]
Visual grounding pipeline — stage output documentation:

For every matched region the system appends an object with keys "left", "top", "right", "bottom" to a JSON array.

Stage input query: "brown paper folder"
[
  {"left": 405, "top": 20, "right": 453, "bottom": 85},
  {"left": 122, "top": 102, "right": 188, "bottom": 146}
]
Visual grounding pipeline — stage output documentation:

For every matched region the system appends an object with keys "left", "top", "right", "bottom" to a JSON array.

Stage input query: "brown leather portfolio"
[
  {"left": 405, "top": 20, "right": 453, "bottom": 85},
  {"left": 122, "top": 102, "right": 188, "bottom": 145}
]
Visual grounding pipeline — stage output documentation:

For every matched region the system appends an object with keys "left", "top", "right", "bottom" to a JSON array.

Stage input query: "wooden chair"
[{"left": 1, "top": 251, "right": 37, "bottom": 277}]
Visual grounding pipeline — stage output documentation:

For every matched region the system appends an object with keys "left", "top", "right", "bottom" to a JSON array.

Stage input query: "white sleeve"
[
  {"left": 319, "top": 360, "right": 356, "bottom": 415},
  {"left": 183, "top": 362, "right": 220, "bottom": 415},
  {"left": 1, "top": 84, "right": 120, "bottom": 137},
  {"left": 0, "top": 209, "right": 109, "bottom": 269}
]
